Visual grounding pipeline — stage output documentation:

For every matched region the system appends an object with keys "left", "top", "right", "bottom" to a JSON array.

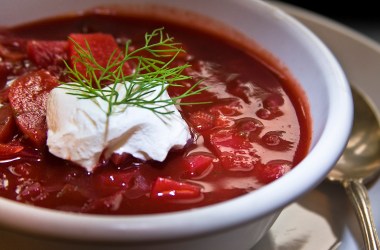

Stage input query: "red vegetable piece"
[
  {"left": 255, "top": 160, "right": 292, "bottom": 184},
  {"left": 263, "top": 93, "right": 284, "bottom": 109},
  {"left": 0, "top": 62, "right": 8, "bottom": 88},
  {"left": 210, "top": 129, "right": 260, "bottom": 171},
  {"left": 8, "top": 162, "right": 38, "bottom": 179},
  {"left": 235, "top": 117, "right": 264, "bottom": 141},
  {"left": 8, "top": 69, "right": 59, "bottom": 147},
  {"left": 182, "top": 154, "right": 214, "bottom": 179},
  {"left": 95, "top": 169, "right": 136, "bottom": 196},
  {"left": 0, "top": 104, "right": 16, "bottom": 143},
  {"left": 213, "top": 115, "right": 235, "bottom": 128},
  {"left": 27, "top": 40, "right": 68, "bottom": 68},
  {"left": 188, "top": 110, "right": 215, "bottom": 131},
  {"left": 219, "top": 151, "right": 259, "bottom": 171},
  {"left": 17, "top": 181, "right": 48, "bottom": 202},
  {"left": 82, "top": 191, "right": 124, "bottom": 214},
  {"left": 151, "top": 177, "right": 201, "bottom": 200},
  {"left": 261, "top": 131, "right": 293, "bottom": 151},
  {"left": 210, "top": 129, "right": 251, "bottom": 153},
  {"left": 56, "top": 184, "right": 91, "bottom": 208},
  {"left": 0, "top": 143, "right": 23, "bottom": 156},
  {"left": 110, "top": 152, "right": 133, "bottom": 165},
  {"left": 68, "top": 33, "right": 132, "bottom": 81},
  {"left": 256, "top": 107, "right": 283, "bottom": 120}
]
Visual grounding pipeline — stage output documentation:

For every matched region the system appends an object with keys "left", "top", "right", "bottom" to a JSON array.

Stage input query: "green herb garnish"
[{"left": 60, "top": 28, "right": 208, "bottom": 116}]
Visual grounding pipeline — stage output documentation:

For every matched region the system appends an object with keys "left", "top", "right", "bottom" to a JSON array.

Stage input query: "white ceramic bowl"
[{"left": 0, "top": 0, "right": 353, "bottom": 249}]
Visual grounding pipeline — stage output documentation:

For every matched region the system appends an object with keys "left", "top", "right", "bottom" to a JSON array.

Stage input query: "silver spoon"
[{"left": 328, "top": 86, "right": 380, "bottom": 249}]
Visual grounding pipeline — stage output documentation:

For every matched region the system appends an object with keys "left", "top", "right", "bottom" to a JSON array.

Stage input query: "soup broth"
[{"left": 0, "top": 9, "right": 310, "bottom": 214}]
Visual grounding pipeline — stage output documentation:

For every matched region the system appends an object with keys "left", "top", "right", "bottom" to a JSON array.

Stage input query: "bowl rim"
[{"left": 0, "top": 0, "right": 353, "bottom": 242}]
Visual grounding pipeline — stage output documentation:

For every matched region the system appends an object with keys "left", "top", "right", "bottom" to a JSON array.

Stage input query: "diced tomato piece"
[
  {"left": 68, "top": 33, "right": 132, "bottom": 81},
  {"left": 0, "top": 143, "right": 23, "bottom": 156},
  {"left": 27, "top": 40, "right": 68, "bottom": 68},
  {"left": 150, "top": 177, "right": 201, "bottom": 200},
  {"left": 188, "top": 110, "right": 215, "bottom": 131},
  {"left": 8, "top": 69, "right": 59, "bottom": 147},
  {"left": 182, "top": 154, "right": 214, "bottom": 179},
  {"left": 0, "top": 104, "right": 16, "bottom": 143}
]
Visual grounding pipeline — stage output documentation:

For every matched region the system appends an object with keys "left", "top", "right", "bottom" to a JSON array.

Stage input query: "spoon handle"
[{"left": 343, "top": 179, "right": 380, "bottom": 250}]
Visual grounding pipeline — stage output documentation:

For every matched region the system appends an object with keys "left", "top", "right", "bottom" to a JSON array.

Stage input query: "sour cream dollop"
[{"left": 46, "top": 82, "right": 191, "bottom": 172}]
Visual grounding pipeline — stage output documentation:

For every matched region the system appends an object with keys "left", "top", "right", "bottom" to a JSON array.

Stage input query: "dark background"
[
  {"left": 278, "top": 1, "right": 380, "bottom": 21},
  {"left": 277, "top": 1, "right": 380, "bottom": 42}
]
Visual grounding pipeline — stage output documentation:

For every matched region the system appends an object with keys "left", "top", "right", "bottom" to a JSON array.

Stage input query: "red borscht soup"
[{"left": 0, "top": 9, "right": 311, "bottom": 214}]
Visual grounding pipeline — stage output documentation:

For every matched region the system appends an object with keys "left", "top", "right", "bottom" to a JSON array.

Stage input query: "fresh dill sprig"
[{"left": 60, "top": 28, "right": 208, "bottom": 116}]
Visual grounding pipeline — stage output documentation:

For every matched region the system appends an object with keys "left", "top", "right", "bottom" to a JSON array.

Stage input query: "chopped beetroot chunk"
[
  {"left": 255, "top": 160, "right": 292, "bottom": 184},
  {"left": 16, "top": 181, "right": 48, "bottom": 202},
  {"left": 235, "top": 118, "right": 264, "bottom": 141},
  {"left": 95, "top": 168, "right": 137, "bottom": 196},
  {"left": 0, "top": 143, "right": 23, "bottom": 156},
  {"left": 27, "top": 40, "right": 68, "bottom": 69},
  {"left": 8, "top": 69, "right": 59, "bottom": 147},
  {"left": 261, "top": 130, "right": 293, "bottom": 151},
  {"left": 82, "top": 192, "right": 124, "bottom": 213},
  {"left": 68, "top": 33, "right": 132, "bottom": 82},
  {"left": 182, "top": 154, "right": 214, "bottom": 179},
  {"left": 219, "top": 150, "right": 259, "bottom": 171},
  {"left": 0, "top": 63, "right": 8, "bottom": 88},
  {"left": 188, "top": 110, "right": 215, "bottom": 131},
  {"left": 0, "top": 104, "right": 16, "bottom": 143},
  {"left": 209, "top": 129, "right": 260, "bottom": 171},
  {"left": 210, "top": 129, "right": 251, "bottom": 151},
  {"left": 150, "top": 177, "right": 201, "bottom": 200}
]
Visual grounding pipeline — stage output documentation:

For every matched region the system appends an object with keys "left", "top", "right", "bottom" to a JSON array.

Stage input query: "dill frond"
[{"left": 60, "top": 27, "right": 208, "bottom": 116}]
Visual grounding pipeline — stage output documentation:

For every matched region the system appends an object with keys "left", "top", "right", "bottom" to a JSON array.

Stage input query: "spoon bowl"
[{"left": 328, "top": 86, "right": 380, "bottom": 249}]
